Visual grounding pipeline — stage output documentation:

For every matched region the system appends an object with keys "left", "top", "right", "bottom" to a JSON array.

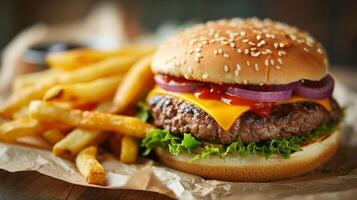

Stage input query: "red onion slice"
[
  {"left": 154, "top": 74, "right": 203, "bottom": 93},
  {"left": 294, "top": 75, "right": 334, "bottom": 99},
  {"left": 226, "top": 87, "right": 293, "bottom": 102},
  {"left": 240, "top": 81, "right": 302, "bottom": 91}
]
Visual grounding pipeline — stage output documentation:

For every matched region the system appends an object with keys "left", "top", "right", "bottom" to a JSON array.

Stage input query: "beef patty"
[{"left": 148, "top": 95, "right": 341, "bottom": 144}]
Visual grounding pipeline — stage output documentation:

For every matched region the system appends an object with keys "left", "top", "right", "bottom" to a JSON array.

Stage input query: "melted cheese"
[{"left": 148, "top": 86, "right": 331, "bottom": 131}]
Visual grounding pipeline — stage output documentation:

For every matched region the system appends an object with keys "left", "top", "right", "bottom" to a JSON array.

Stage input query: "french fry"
[
  {"left": 13, "top": 69, "right": 57, "bottom": 92},
  {"left": 42, "top": 129, "right": 65, "bottom": 145},
  {"left": 47, "top": 46, "right": 155, "bottom": 71},
  {"left": 29, "top": 101, "right": 154, "bottom": 138},
  {"left": 120, "top": 136, "right": 139, "bottom": 164},
  {"left": 1, "top": 55, "right": 139, "bottom": 118},
  {"left": 44, "top": 76, "right": 122, "bottom": 102},
  {"left": 111, "top": 55, "right": 154, "bottom": 113},
  {"left": 16, "top": 135, "right": 52, "bottom": 150},
  {"left": 53, "top": 128, "right": 108, "bottom": 158},
  {"left": 0, "top": 117, "right": 44, "bottom": 142},
  {"left": 75, "top": 146, "right": 106, "bottom": 185}
]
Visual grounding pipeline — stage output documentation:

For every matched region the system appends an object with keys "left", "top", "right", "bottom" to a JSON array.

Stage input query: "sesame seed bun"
[
  {"left": 155, "top": 130, "right": 339, "bottom": 182},
  {"left": 152, "top": 18, "right": 328, "bottom": 85}
]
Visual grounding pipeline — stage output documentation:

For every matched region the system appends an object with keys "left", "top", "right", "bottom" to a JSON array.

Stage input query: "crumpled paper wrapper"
[{"left": 0, "top": 80, "right": 356, "bottom": 200}]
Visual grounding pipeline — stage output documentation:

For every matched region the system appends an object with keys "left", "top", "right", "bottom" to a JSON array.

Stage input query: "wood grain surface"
[
  {"left": 0, "top": 169, "right": 174, "bottom": 200},
  {"left": 0, "top": 68, "right": 355, "bottom": 200}
]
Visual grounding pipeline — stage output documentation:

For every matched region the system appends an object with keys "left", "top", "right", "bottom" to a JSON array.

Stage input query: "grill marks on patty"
[{"left": 148, "top": 95, "right": 341, "bottom": 144}]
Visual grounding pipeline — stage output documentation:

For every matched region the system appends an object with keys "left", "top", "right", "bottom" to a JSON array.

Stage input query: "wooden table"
[{"left": 0, "top": 68, "right": 355, "bottom": 200}]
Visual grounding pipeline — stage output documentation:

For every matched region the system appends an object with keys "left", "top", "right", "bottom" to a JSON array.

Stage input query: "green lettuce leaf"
[
  {"left": 141, "top": 121, "right": 339, "bottom": 161},
  {"left": 135, "top": 101, "right": 149, "bottom": 122}
]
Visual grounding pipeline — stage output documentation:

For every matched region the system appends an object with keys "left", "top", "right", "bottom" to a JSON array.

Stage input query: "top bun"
[{"left": 152, "top": 18, "right": 328, "bottom": 85}]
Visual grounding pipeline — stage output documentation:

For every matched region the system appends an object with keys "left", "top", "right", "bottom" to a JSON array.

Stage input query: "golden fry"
[
  {"left": 53, "top": 128, "right": 107, "bottom": 158},
  {"left": 42, "top": 129, "right": 65, "bottom": 145},
  {"left": 75, "top": 146, "right": 106, "bottom": 185},
  {"left": 29, "top": 101, "right": 154, "bottom": 138},
  {"left": 111, "top": 55, "right": 154, "bottom": 113},
  {"left": 120, "top": 136, "right": 139, "bottom": 164},
  {"left": 0, "top": 117, "right": 44, "bottom": 142},
  {"left": 16, "top": 135, "right": 52, "bottom": 150},
  {"left": 46, "top": 46, "right": 155, "bottom": 71},
  {"left": 44, "top": 76, "right": 122, "bottom": 102},
  {"left": 1, "top": 55, "right": 138, "bottom": 118},
  {"left": 13, "top": 69, "right": 57, "bottom": 92}
]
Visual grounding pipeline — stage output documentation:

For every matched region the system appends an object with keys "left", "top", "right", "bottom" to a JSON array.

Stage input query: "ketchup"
[
  {"left": 159, "top": 74, "right": 275, "bottom": 117},
  {"left": 194, "top": 86, "right": 274, "bottom": 117}
]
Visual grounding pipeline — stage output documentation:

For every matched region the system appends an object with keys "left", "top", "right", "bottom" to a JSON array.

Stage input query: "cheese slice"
[{"left": 148, "top": 86, "right": 331, "bottom": 131}]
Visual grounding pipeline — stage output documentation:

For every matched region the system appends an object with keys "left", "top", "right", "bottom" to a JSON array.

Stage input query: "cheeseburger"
[{"left": 142, "top": 18, "right": 342, "bottom": 181}]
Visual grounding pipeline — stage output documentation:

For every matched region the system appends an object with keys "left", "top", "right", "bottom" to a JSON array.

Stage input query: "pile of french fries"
[{"left": 0, "top": 46, "right": 156, "bottom": 185}]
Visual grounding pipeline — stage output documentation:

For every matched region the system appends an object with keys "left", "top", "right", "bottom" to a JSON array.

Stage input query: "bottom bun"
[{"left": 155, "top": 130, "right": 340, "bottom": 182}]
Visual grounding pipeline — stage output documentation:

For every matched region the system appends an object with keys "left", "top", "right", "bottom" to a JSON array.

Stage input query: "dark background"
[{"left": 0, "top": 0, "right": 356, "bottom": 66}]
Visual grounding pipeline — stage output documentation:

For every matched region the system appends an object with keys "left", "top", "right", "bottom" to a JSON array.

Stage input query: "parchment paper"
[
  {"left": 0, "top": 9, "right": 356, "bottom": 199},
  {"left": 0, "top": 80, "right": 355, "bottom": 200}
]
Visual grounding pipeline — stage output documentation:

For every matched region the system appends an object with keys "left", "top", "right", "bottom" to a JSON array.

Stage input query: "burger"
[{"left": 142, "top": 18, "right": 342, "bottom": 181}]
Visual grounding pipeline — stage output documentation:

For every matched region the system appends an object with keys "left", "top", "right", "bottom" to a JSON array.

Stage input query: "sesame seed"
[
  {"left": 197, "top": 53, "right": 203, "bottom": 58},
  {"left": 277, "top": 58, "right": 283, "bottom": 64},
  {"left": 275, "top": 65, "right": 281, "bottom": 70},
  {"left": 244, "top": 49, "right": 249, "bottom": 54},
  {"left": 224, "top": 65, "right": 229, "bottom": 72},
  {"left": 265, "top": 33, "right": 271, "bottom": 38},
  {"left": 195, "top": 48, "right": 201, "bottom": 52},
  {"left": 303, "top": 47, "right": 309, "bottom": 52},
  {"left": 184, "top": 74, "right": 189, "bottom": 79},
  {"left": 202, "top": 74, "right": 209, "bottom": 79},
  {"left": 243, "top": 80, "right": 248, "bottom": 84},
  {"left": 248, "top": 42, "right": 256, "bottom": 46},
  {"left": 307, "top": 42, "right": 313, "bottom": 47},
  {"left": 223, "top": 53, "right": 230, "bottom": 59},
  {"left": 214, "top": 33, "right": 220, "bottom": 38},
  {"left": 247, "top": 60, "right": 250, "bottom": 66},
  {"left": 265, "top": 49, "right": 272, "bottom": 54},
  {"left": 264, "top": 59, "right": 269, "bottom": 66},
  {"left": 279, "top": 43, "right": 285, "bottom": 48},
  {"left": 236, "top": 64, "right": 241, "bottom": 71},
  {"left": 240, "top": 31, "right": 246, "bottom": 36},
  {"left": 270, "top": 34, "right": 276, "bottom": 39},
  {"left": 256, "top": 35, "right": 262, "bottom": 40},
  {"left": 221, "top": 40, "right": 229, "bottom": 45},
  {"left": 202, "top": 40, "right": 208, "bottom": 45},
  {"left": 230, "top": 43, "right": 236, "bottom": 48},
  {"left": 274, "top": 43, "right": 279, "bottom": 48},
  {"left": 257, "top": 40, "right": 266, "bottom": 47},
  {"left": 242, "top": 39, "right": 249, "bottom": 43},
  {"left": 234, "top": 69, "right": 240, "bottom": 77},
  {"left": 237, "top": 48, "right": 242, "bottom": 53},
  {"left": 214, "top": 49, "right": 218, "bottom": 55},
  {"left": 218, "top": 49, "right": 223, "bottom": 54},
  {"left": 270, "top": 59, "right": 275, "bottom": 65},
  {"left": 289, "top": 34, "right": 297, "bottom": 41},
  {"left": 317, "top": 48, "right": 323, "bottom": 54},
  {"left": 250, "top": 47, "right": 257, "bottom": 51},
  {"left": 254, "top": 64, "right": 259, "bottom": 71},
  {"left": 194, "top": 57, "right": 200, "bottom": 63},
  {"left": 251, "top": 51, "right": 261, "bottom": 57}
]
